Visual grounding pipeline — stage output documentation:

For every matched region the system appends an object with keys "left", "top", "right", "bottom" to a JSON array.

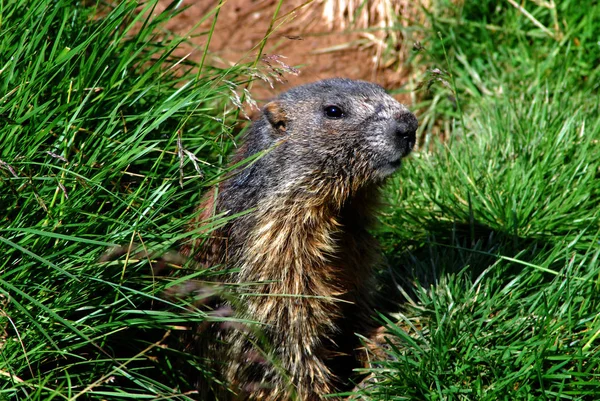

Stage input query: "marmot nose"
[{"left": 395, "top": 112, "right": 418, "bottom": 139}]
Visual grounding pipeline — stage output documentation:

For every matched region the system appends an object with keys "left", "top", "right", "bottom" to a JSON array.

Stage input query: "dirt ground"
[{"left": 155, "top": 0, "right": 416, "bottom": 104}]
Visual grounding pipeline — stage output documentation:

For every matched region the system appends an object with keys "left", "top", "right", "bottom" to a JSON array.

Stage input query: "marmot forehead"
[{"left": 277, "top": 78, "right": 388, "bottom": 101}]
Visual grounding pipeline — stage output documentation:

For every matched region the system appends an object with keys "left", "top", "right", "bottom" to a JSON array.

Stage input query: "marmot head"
[{"left": 242, "top": 78, "right": 418, "bottom": 199}]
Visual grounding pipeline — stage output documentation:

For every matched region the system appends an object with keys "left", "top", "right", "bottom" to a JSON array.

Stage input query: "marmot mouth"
[
  {"left": 392, "top": 135, "right": 415, "bottom": 161},
  {"left": 374, "top": 157, "right": 403, "bottom": 178},
  {"left": 402, "top": 132, "right": 416, "bottom": 154},
  {"left": 377, "top": 136, "right": 414, "bottom": 176},
  {"left": 389, "top": 158, "right": 403, "bottom": 169}
]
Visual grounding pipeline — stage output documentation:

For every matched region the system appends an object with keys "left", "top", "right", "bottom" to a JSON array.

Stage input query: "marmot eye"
[{"left": 324, "top": 105, "right": 345, "bottom": 119}]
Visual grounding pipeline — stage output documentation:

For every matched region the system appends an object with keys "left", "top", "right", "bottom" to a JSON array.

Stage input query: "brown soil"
[{"left": 154, "top": 0, "right": 415, "bottom": 104}]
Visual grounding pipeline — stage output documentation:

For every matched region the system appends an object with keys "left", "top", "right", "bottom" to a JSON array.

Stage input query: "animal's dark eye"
[{"left": 324, "top": 105, "right": 345, "bottom": 119}]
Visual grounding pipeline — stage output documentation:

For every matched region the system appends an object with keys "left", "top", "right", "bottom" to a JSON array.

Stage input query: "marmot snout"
[{"left": 183, "top": 78, "right": 418, "bottom": 401}]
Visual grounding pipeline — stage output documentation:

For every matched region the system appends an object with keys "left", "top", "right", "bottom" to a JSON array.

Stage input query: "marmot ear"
[{"left": 263, "top": 101, "right": 287, "bottom": 134}]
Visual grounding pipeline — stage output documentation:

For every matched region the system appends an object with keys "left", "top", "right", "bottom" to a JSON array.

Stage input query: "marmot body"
[{"left": 183, "top": 78, "right": 418, "bottom": 400}]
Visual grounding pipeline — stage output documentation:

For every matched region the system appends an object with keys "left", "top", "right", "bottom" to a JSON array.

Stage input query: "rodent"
[{"left": 181, "top": 78, "right": 418, "bottom": 400}]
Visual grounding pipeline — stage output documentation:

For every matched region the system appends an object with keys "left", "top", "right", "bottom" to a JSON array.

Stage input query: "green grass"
[
  {"left": 2, "top": 0, "right": 600, "bottom": 400},
  {"left": 358, "top": 0, "right": 600, "bottom": 400},
  {"left": 0, "top": 0, "right": 257, "bottom": 399}
]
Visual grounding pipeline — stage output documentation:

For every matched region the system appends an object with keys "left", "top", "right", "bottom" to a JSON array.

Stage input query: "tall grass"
[{"left": 0, "top": 0, "right": 256, "bottom": 399}]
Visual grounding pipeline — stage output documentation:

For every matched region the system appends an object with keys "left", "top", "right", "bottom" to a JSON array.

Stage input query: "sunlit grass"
[
  {"left": 0, "top": 0, "right": 253, "bottom": 398},
  {"left": 360, "top": 1, "right": 600, "bottom": 399}
]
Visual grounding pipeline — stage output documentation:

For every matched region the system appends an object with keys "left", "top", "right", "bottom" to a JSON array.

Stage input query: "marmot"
[{"left": 182, "top": 78, "right": 418, "bottom": 401}]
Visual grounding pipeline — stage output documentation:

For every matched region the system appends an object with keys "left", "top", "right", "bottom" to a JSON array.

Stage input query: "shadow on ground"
[{"left": 377, "top": 220, "right": 556, "bottom": 315}]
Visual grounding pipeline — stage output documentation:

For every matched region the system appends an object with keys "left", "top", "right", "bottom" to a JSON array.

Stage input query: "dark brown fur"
[{"left": 181, "top": 78, "right": 417, "bottom": 400}]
